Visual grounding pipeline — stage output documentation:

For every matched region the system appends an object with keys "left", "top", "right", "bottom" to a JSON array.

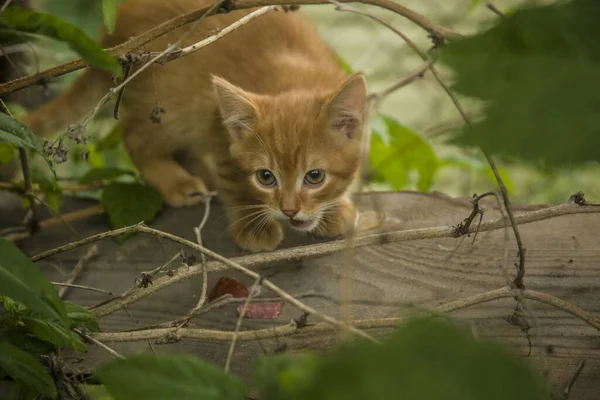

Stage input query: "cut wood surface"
[{"left": 1, "top": 190, "right": 599, "bottom": 399}]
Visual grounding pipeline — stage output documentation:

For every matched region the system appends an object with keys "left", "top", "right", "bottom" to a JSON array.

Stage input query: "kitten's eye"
[
  {"left": 256, "top": 169, "right": 276, "bottom": 186},
  {"left": 304, "top": 169, "right": 325, "bottom": 186}
]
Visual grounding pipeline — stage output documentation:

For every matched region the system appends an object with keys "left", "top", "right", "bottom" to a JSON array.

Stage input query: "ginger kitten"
[{"left": 20, "top": 0, "right": 367, "bottom": 252}]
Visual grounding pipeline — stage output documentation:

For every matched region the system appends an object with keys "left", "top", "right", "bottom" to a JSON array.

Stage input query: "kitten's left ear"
[
  {"left": 324, "top": 73, "right": 367, "bottom": 139},
  {"left": 212, "top": 75, "right": 258, "bottom": 141}
]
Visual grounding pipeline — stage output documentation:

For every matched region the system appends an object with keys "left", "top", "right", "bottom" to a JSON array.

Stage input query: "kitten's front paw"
[
  {"left": 316, "top": 199, "right": 358, "bottom": 238},
  {"left": 232, "top": 220, "right": 283, "bottom": 252},
  {"left": 162, "top": 177, "right": 208, "bottom": 207}
]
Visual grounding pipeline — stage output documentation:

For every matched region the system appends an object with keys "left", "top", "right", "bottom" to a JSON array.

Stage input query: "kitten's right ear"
[{"left": 212, "top": 75, "right": 258, "bottom": 140}]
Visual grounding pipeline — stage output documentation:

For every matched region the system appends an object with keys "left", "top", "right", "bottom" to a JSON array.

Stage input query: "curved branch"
[
  {"left": 90, "top": 287, "right": 600, "bottom": 343},
  {"left": 0, "top": 0, "right": 460, "bottom": 96},
  {"left": 27, "top": 204, "right": 599, "bottom": 319}
]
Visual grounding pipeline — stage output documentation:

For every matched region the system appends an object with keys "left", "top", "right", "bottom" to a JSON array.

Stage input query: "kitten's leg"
[
  {"left": 123, "top": 122, "right": 208, "bottom": 207},
  {"left": 315, "top": 197, "right": 359, "bottom": 238},
  {"left": 227, "top": 204, "right": 284, "bottom": 252}
]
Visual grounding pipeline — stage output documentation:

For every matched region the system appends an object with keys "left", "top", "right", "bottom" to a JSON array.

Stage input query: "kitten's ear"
[
  {"left": 324, "top": 73, "right": 367, "bottom": 139},
  {"left": 212, "top": 75, "right": 258, "bottom": 140}
]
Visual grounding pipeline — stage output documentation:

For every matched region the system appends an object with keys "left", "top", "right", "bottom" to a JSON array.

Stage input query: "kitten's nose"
[{"left": 282, "top": 209, "right": 299, "bottom": 218}]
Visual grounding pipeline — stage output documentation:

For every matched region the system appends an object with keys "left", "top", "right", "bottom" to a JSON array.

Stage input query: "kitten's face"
[{"left": 214, "top": 74, "right": 366, "bottom": 232}]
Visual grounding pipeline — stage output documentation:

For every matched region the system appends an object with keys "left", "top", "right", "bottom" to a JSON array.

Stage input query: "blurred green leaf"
[
  {"left": 0, "top": 341, "right": 57, "bottom": 399},
  {"left": 63, "top": 301, "right": 100, "bottom": 332},
  {"left": 440, "top": 0, "right": 600, "bottom": 167},
  {"left": 0, "top": 238, "right": 69, "bottom": 326},
  {"left": 257, "top": 318, "right": 547, "bottom": 400},
  {"left": 21, "top": 317, "right": 86, "bottom": 352},
  {"left": 100, "top": 182, "right": 162, "bottom": 242},
  {"left": 80, "top": 167, "right": 134, "bottom": 185},
  {"left": 0, "top": 328, "right": 56, "bottom": 358},
  {"left": 370, "top": 115, "right": 439, "bottom": 191},
  {"left": 98, "top": 354, "right": 246, "bottom": 400},
  {"left": 0, "top": 113, "right": 55, "bottom": 176},
  {"left": 31, "top": 167, "right": 62, "bottom": 213},
  {"left": 0, "top": 379, "right": 40, "bottom": 400},
  {"left": 337, "top": 54, "right": 353, "bottom": 73},
  {"left": 102, "top": 0, "right": 118, "bottom": 33},
  {"left": 85, "top": 384, "right": 115, "bottom": 400},
  {"left": 0, "top": 113, "right": 43, "bottom": 154},
  {"left": 253, "top": 353, "right": 319, "bottom": 400},
  {"left": 0, "top": 141, "right": 15, "bottom": 165},
  {"left": 95, "top": 125, "right": 123, "bottom": 152},
  {"left": 0, "top": 7, "right": 121, "bottom": 76}
]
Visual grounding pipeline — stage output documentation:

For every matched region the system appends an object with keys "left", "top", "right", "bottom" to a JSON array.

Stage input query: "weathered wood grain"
[{"left": 1, "top": 190, "right": 598, "bottom": 399}]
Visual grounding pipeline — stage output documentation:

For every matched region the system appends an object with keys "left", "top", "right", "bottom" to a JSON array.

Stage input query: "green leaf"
[
  {"left": 0, "top": 328, "right": 57, "bottom": 357},
  {"left": 100, "top": 182, "right": 162, "bottom": 242},
  {"left": 0, "top": 7, "right": 121, "bottom": 76},
  {"left": 0, "top": 380, "right": 40, "bottom": 400},
  {"left": 0, "top": 341, "right": 57, "bottom": 399},
  {"left": 31, "top": 166, "right": 62, "bottom": 213},
  {"left": 0, "top": 141, "right": 15, "bottom": 165},
  {"left": 439, "top": 0, "right": 600, "bottom": 167},
  {"left": 80, "top": 167, "right": 134, "bottom": 185},
  {"left": 0, "top": 237, "right": 69, "bottom": 327},
  {"left": 95, "top": 125, "right": 123, "bottom": 152},
  {"left": 99, "top": 354, "right": 246, "bottom": 400},
  {"left": 0, "top": 113, "right": 43, "bottom": 154},
  {"left": 102, "top": 0, "right": 118, "bottom": 33},
  {"left": 63, "top": 301, "right": 100, "bottom": 332},
  {"left": 253, "top": 353, "right": 319, "bottom": 400},
  {"left": 21, "top": 317, "right": 87, "bottom": 352},
  {"left": 257, "top": 318, "right": 547, "bottom": 400},
  {"left": 369, "top": 115, "right": 439, "bottom": 191}
]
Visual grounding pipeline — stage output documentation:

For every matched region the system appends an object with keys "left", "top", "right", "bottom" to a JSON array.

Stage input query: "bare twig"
[
  {"left": 0, "top": 181, "right": 103, "bottom": 194},
  {"left": 0, "top": 0, "right": 13, "bottom": 15},
  {"left": 146, "top": 6, "right": 278, "bottom": 64},
  {"left": 452, "top": 192, "right": 496, "bottom": 237},
  {"left": 0, "top": 0, "right": 460, "bottom": 97},
  {"left": 178, "top": 193, "right": 217, "bottom": 326},
  {"left": 563, "top": 360, "right": 586, "bottom": 399},
  {"left": 28, "top": 204, "right": 600, "bottom": 321},
  {"left": 51, "top": 282, "right": 114, "bottom": 296},
  {"left": 369, "top": 60, "right": 433, "bottom": 105},
  {"left": 225, "top": 277, "right": 262, "bottom": 372},
  {"left": 75, "top": 328, "right": 125, "bottom": 359},
  {"left": 4, "top": 206, "right": 104, "bottom": 242},
  {"left": 91, "top": 287, "right": 600, "bottom": 342},
  {"left": 58, "top": 244, "right": 99, "bottom": 298},
  {"left": 486, "top": 2, "right": 506, "bottom": 18}
]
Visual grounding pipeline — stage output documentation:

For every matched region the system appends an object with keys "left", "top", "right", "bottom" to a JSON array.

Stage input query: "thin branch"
[
  {"left": 58, "top": 244, "right": 100, "bottom": 298},
  {"left": 0, "top": 0, "right": 460, "bottom": 97},
  {"left": 369, "top": 60, "right": 433, "bottom": 104},
  {"left": 0, "top": 181, "right": 103, "bottom": 194},
  {"left": 225, "top": 277, "right": 262, "bottom": 372},
  {"left": 80, "top": 4, "right": 274, "bottom": 130},
  {"left": 51, "top": 282, "right": 114, "bottom": 296},
  {"left": 28, "top": 204, "right": 600, "bottom": 320},
  {"left": 179, "top": 193, "right": 217, "bottom": 326},
  {"left": 91, "top": 287, "right": 600, "bottom": 342},
  {"left": 146, "top": 6, "right": 278, "bottom": 64},
  {"left": 563, "top": 360, "right": 586, "bottom": 399},
  {"left": 486, "top": 2, "right": 506, "bottom": 18},
  {"left": 0, "top": 0, "right": 12, "bottom": 15},
  {"left": 76, "top": 328, "right": 125, "bottom": 359},
  {"left": 4, "top": 205, "right": 104, "bottom": 242}
]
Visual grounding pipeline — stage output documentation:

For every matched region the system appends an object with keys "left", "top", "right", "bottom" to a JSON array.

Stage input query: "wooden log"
[{"left": 1, "top": 190, "right": 599, "bottom": 398}]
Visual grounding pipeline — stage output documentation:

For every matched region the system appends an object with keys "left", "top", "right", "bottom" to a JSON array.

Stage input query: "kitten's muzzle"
[{"left": 281, "top": 209, "right": 299, "bottom": 218}]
